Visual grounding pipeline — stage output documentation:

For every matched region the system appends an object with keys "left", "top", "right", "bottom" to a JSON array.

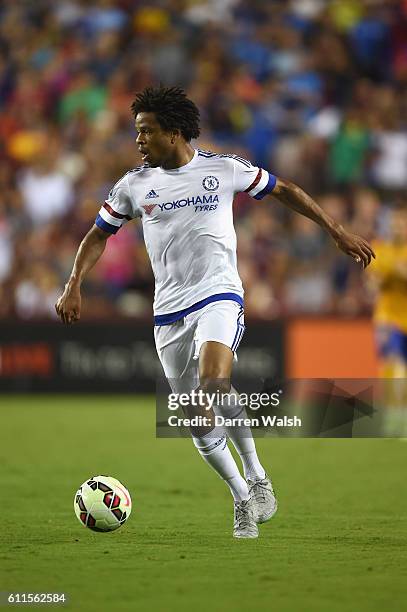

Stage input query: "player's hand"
[
  {"left": 55, "top": 284, "right": 81, "bottom": 324},
  {"left": 333, "top": 228, "right": 376, "bottom": 269}
]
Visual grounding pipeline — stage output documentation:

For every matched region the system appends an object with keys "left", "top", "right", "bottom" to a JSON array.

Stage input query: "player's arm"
[
  {"left": 272, "top": 178, "right": 376, "bottom": 268},
  {"left": 55, "top": 225, "right": 109, "bottom": 324}
]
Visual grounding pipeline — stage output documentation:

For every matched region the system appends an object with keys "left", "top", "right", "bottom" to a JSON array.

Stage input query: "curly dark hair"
[{"left": 131, "top": 85, "right": 200, "bottom": 142}]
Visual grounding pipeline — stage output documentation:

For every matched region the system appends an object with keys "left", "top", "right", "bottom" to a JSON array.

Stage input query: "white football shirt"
[{"left": 96, "top": 149, "right": 276, "bottom": 323}]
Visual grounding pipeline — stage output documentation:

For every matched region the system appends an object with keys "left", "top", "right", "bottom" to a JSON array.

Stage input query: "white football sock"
[
  {"left": 215, "top": 387, "right": 266, "bottom": 481},
  {"left": 193, "top": 427, "right": 249, "bottom": 502}
]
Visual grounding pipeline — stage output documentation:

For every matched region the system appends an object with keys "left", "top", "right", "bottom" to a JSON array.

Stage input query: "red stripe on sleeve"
[
  {"left": 244, "top": 168, "right": 262, "bottom": 193},
  {"left": 103, "top": 203, "right": 131, "bottom": 220}
]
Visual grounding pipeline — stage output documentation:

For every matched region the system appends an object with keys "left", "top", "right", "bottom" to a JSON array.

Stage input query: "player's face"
[{"left": 135, "top": 112, "right": 174, "bottom": 167}]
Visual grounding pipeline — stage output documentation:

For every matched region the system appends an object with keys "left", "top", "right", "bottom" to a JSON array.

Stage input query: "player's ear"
[{"left": 170, "top": 129, "right": 181, "bottom": 144}]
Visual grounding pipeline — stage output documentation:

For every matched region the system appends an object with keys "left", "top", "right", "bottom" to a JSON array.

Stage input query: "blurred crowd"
[{"left": 0, "top": 0, "right": 406, "bottom": 321}]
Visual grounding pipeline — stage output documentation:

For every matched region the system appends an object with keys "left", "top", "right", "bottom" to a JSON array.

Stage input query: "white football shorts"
[{"left": 154, "top": 300, "right": 245, "bottom": 393}]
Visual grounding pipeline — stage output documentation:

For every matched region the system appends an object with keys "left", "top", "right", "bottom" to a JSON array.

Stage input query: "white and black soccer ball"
[{"left": 74, "top": 475, "right": 132, "bottom": 532}]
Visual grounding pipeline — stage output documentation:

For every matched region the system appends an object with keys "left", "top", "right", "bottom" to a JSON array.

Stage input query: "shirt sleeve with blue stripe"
[{"left": 232, "top": 157, "right": 277, "bottom": 200}]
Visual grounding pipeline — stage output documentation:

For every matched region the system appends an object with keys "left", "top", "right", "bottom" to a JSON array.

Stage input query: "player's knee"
[{"left": 199, "top": 377, "right": 231, "bottom": 396}]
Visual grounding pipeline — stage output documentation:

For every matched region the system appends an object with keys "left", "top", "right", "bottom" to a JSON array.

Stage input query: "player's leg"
[
  {"left": 154, "top": 318, "right": 256, "bottom": 537},
  {"left": 217, "top": 385, "right": 266, "bottom": 480},
  {"left": 196, "top": 302, "right": 267, "bottom": 480},
  {"left": 154, "top": 319, "right": 199, "bottom": 391},
  {"left": 195, "top": 301, "right": 276, "bottom": 526},
  {"left": 197, "top": 338, "right": 257, "bottom": 537},
  {"left": 212, "top": 384, "right": 277, "bottom": 523},
  {"left": 399, "top": 334, "right": 407, "bottom": 436},
  {"left": 389, "top": 330, "right": 407, "bottom": 436},
  {"left": 195, "top": 340, "right": 250, "bottom": 503},
  {"left": 376, "top": 325, "right": 407, "bottom": 435}
]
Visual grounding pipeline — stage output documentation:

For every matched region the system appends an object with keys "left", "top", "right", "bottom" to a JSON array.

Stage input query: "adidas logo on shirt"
[{"left": 145, "top": 189, "right": 159, "bottom": 199}]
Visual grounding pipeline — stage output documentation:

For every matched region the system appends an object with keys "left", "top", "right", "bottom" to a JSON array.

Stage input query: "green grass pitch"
[{"left": 1, "top": 395, "right": 406, "bottom": 611}]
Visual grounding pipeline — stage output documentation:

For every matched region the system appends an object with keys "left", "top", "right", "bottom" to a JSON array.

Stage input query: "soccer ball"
[{"left": 74, "top": 475, "right": 132, "bottom": 532}]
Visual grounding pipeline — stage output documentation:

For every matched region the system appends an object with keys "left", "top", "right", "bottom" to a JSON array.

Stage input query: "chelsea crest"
[{"left": 202, "top": 176, "right": 219, "bottom": 191}]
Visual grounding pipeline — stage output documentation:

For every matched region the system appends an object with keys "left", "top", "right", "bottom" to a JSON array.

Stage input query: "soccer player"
[
  {"left": 55, "top": 86, "right": 375, "bottom": 538},
  {"left": 368, "top": 207, "right": 407, "bottom": 433}
]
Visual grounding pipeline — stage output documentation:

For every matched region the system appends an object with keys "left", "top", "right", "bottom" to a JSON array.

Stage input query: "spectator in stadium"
[
  {"left": 0, "top": 0, "right": 406, "bottom": 321},
  {"left": 368, "top": 207, "right": 407, "bottom": 433}
]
